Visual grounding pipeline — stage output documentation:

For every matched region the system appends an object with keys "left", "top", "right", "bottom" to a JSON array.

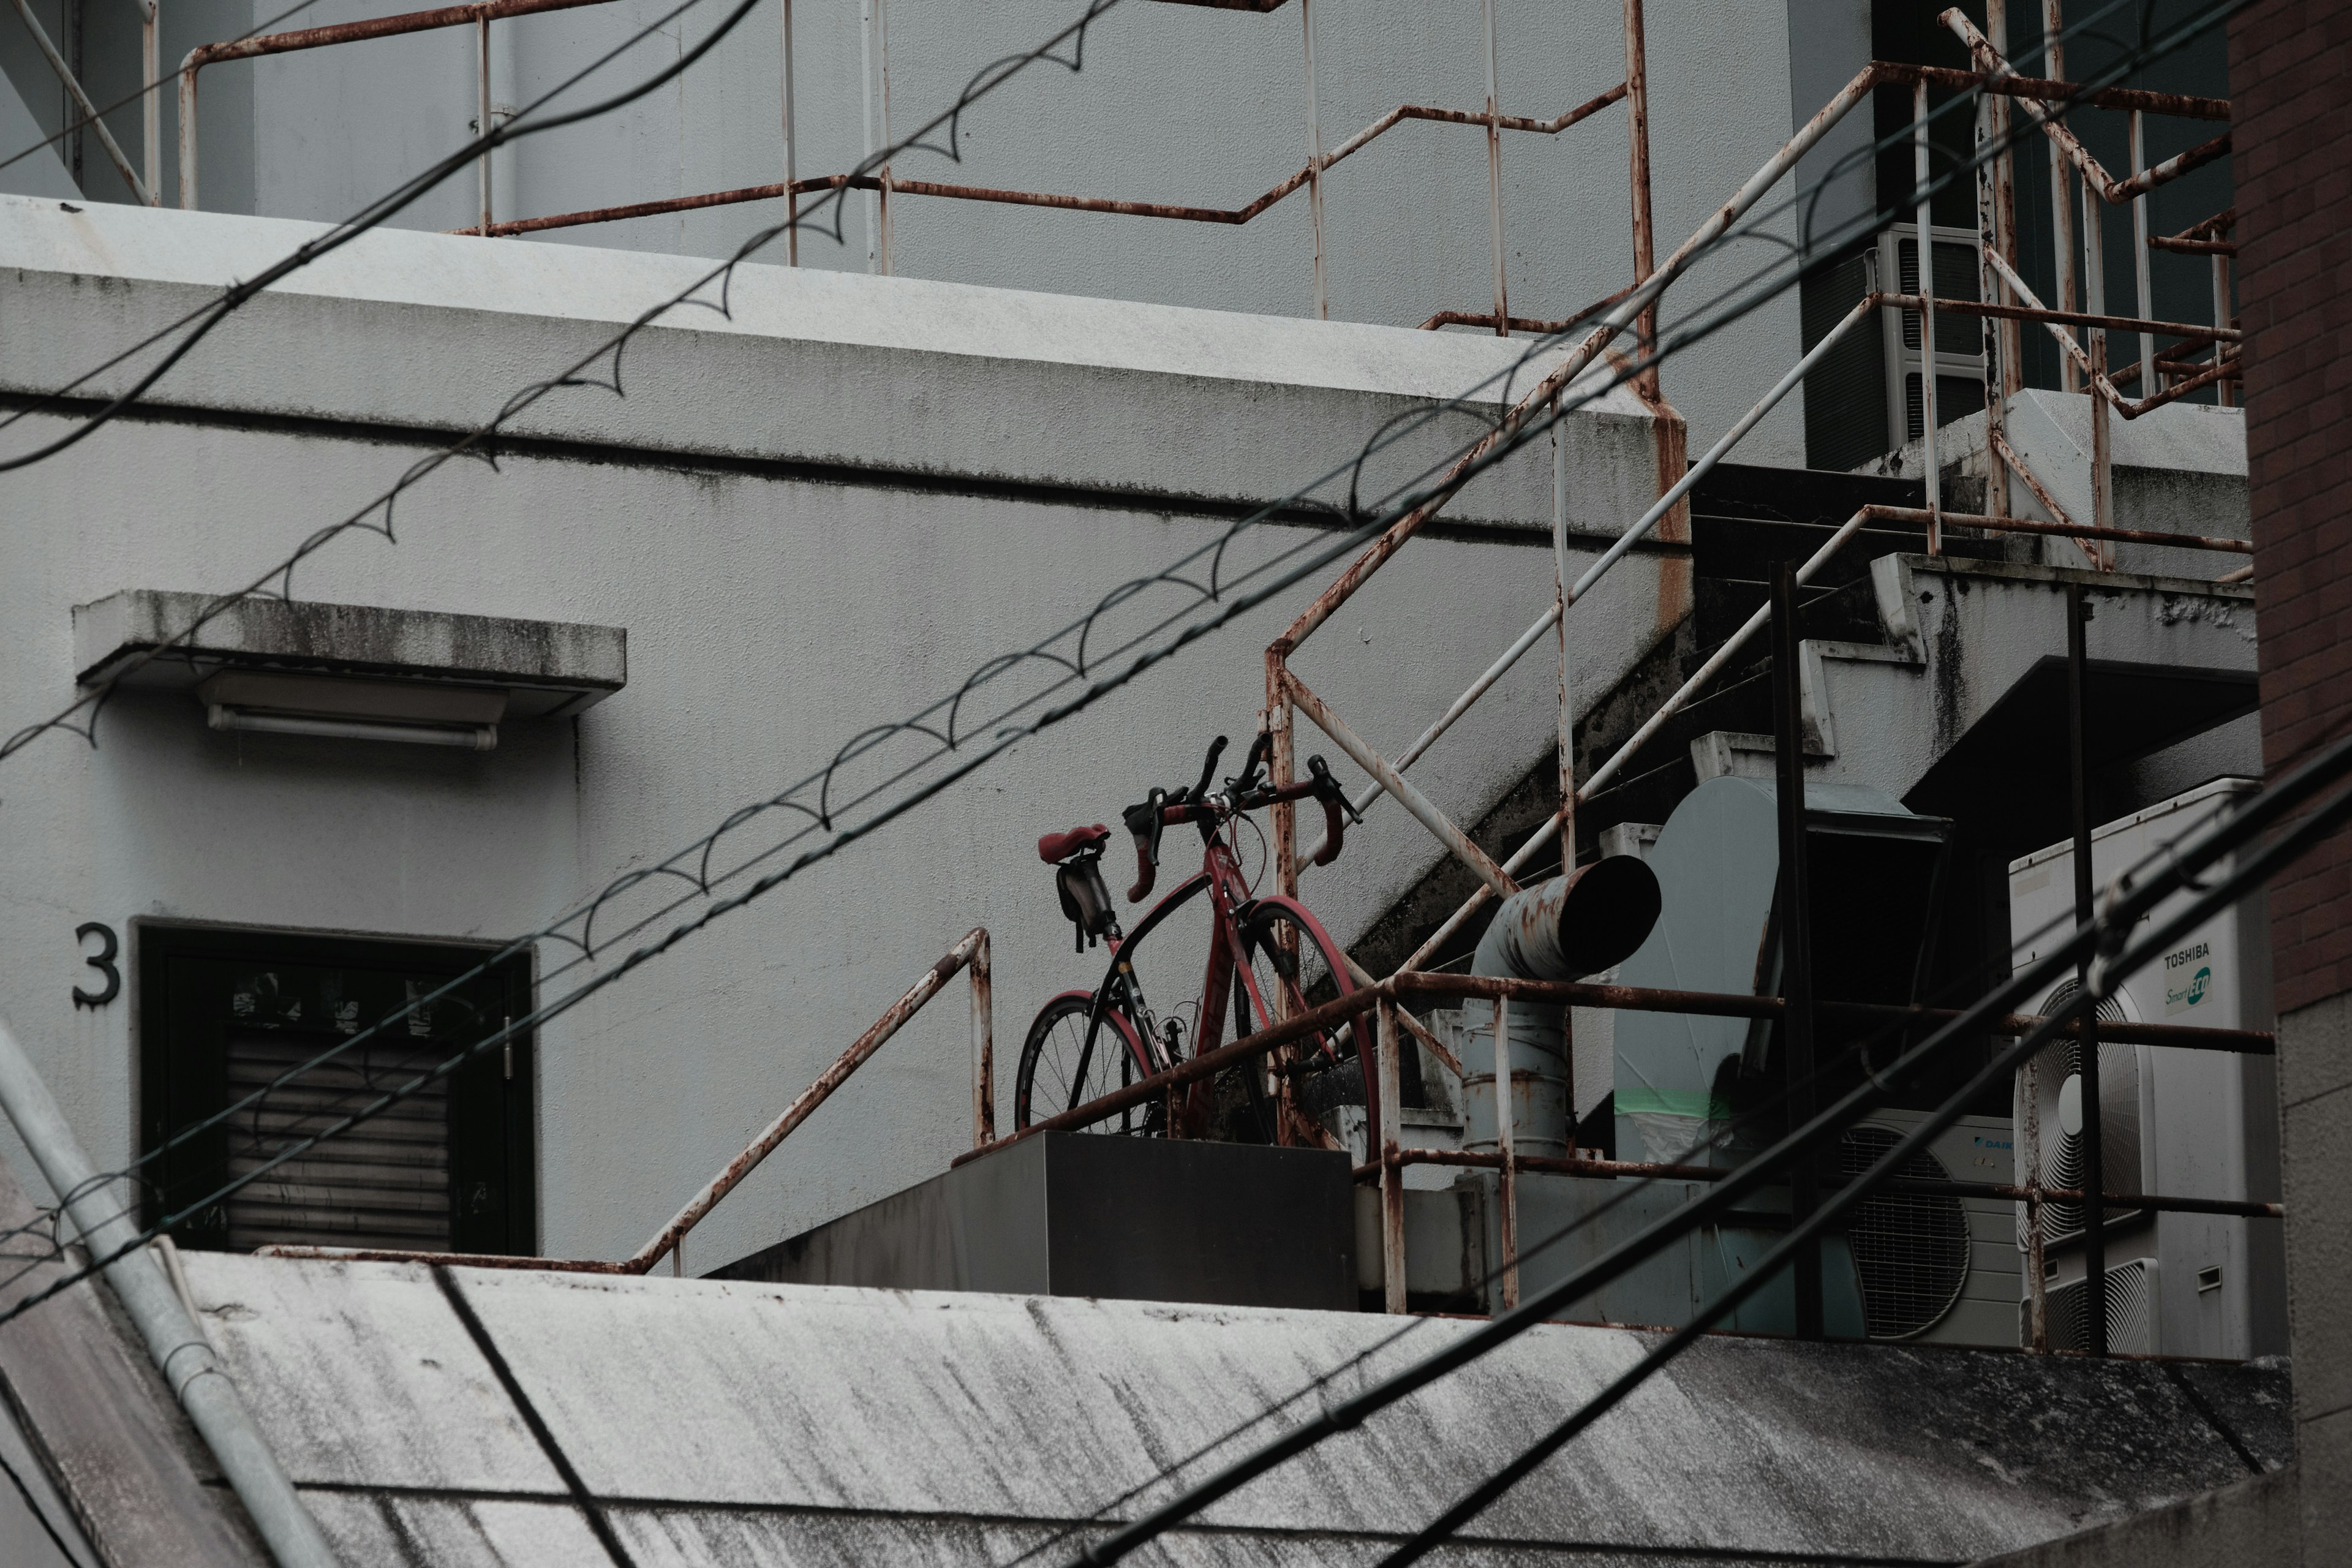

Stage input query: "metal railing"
[
  {"left": 1240, "top": 24, "right": 2253, "bottom": 1335},
  {"left": 7, "top": 0, "right": 162, "bottom": 204},
  {"left": 949, "top": 973, "right": 2279, "bottom": 1321},
  {"left": 168, "top": 0, "right": 1659, "bottom": 336},
  {"left": 259, "top": 927, "right": 992, "bottom": 1276}
]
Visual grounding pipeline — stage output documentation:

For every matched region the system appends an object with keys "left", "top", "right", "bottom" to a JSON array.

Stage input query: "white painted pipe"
[
  {"left": 0, "top": 1019, "right": 338, "bottom": 1568},
  {"left": 9, "top": 0, "right": 151, "bottom": 203}
]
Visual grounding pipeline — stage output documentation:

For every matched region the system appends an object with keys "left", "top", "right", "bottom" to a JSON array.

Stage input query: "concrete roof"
[
  {"left": 0, "top": 195, "right": 1596, "bottom": 407},
  {"left": 0, "top": 195, "right": 1642, "bottom": 530},
  {"left": 179, "top": 1253, "right": 2288, "bottom": 1565}
]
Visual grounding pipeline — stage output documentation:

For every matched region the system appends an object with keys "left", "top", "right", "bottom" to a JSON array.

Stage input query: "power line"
[
  {"left": 0, "top": 0, "right": 2079, "bottom": 1309},
  {"left": 1071, "top": 715, "right": 2327, "bottom": 1568},
  {"left": 0, "top": 0, "right": 780, "bottom": 470},
  {"left": 1045, "top": 11, "right": 2253, "bottom": 1561},
  {"left": 992, "top": 847, "right": 2139, "bottom": 1568},
  {"left": 0, "top": 0, "right": 2222, "bottom": 1352},
  {"left": 1378, "top": 748, "right": 2328, "bottom": 1565}
]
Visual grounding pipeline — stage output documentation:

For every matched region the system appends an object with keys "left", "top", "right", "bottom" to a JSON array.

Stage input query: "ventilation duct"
[{"left": 1461, "top": 857, "right": 1660, "bottom": 1158}]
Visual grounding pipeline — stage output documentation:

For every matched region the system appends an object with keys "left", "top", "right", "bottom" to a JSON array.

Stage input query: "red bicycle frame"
[{"left": 1044, "top": 827, "right": 1370, "bottom": 1141}]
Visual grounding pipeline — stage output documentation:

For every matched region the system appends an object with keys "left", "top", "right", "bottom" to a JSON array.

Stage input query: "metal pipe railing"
[
  {"left": 260, "top": 929, "right": 991, "bottom": 1278},
  {"left": 9, "top": 0, "right": 153, "bottom": 203},
  {"left": 949, "top": 971, "right": 2271, "bottom": 1336},
  {"left": 178, "top": 0, "right": 620, "bottom": 210},
  {"left": 445, "top": 85, "right": 1632, "bottom": 241},
  {"left": 1353, "top": 1147, "right": 2284, "bottom": 1222}
]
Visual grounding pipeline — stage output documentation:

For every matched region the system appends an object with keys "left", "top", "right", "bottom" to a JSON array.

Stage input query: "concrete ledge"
[
  {"left": 73, "top": 589, "right": 627, "bottom": 719},
  {"left": 0, "top": 196, "right": 1660, "bottom": 533}
]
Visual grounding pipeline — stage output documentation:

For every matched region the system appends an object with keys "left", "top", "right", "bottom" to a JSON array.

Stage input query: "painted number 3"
[{"left": 74, "top": 922, "right": 119, "bottom": 1009}]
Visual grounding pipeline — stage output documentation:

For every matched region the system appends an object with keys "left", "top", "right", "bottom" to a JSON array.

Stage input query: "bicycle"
[{"left": 1018, "top": 732, "right": 1372, "bottom": 1145}]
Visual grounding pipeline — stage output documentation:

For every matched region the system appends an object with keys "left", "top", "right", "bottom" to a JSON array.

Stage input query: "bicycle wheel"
[
  {"left": 1234, "top": 900, "right": 1387, "bottom": 1147},
  {"left": 1234, "top": 900, "right": 1371, "bottom": 1076},
  {"left": 1015, "top": 992, "right": 1157, "bottom": 1134}
]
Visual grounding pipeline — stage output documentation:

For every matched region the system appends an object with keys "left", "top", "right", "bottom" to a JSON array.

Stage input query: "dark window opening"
[{"left": 138, "top": 925, "right": 535, "bottom": 1256}]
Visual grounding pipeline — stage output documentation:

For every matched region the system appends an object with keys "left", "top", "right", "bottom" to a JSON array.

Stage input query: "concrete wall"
[
  {"left": 0, "top": 194, "right": 1685, "bottom": 1269},
  {"left": 26, "top": 0, "right": 1814, "bottom": 464}
]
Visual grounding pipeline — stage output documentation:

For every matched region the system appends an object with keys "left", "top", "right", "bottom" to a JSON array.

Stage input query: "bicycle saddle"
[{"left": 1037, "top": 823, "right": 1110, "bottom": 864}]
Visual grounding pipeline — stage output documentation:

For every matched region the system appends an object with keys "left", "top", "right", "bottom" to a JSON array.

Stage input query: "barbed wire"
[
  {"left": 0, "top": 0, "right": 2049, "bottom": 1300},
  {"left": 0, "top": 0, "right": 2212, "bottom": 1333},
  {"left": 0, "top": 0, "right": 786, "bottom": 468}
]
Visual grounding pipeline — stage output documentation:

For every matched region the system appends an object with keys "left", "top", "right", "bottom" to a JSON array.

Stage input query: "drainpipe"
[
  {"left": 0, "top": 1020, "right": 339, "bottom": 1568},
  {"left": 1463, "top": 857, "right": 1660, "bottom": 1159}
]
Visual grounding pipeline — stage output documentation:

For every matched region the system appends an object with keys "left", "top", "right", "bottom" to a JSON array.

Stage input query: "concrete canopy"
[{"left": 179, "top": 1253, "right": 2286, "bottom": 1564}]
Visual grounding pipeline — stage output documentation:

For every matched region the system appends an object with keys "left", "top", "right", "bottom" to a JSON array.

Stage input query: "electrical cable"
[
  {"left": 1068, "top": 718, "right": 2342, "bottom": 1566},
  {"left": 0, "top": 0, "right": 2154, "bottom": 1297},
  {"left": 0, "top": 0, "right": 783, "bottom": 468},
  {"left": 1376, "top": 753, "right": 2343, "bottom": 1566},
  {"left": 992, "top": 837, "right": 2148, "bottom": 1568},
  {"left": 0, "top": 0, "right": 2119, "bottom": 770},
  {"left": 0, "top": 31, "right": 2169, "bottom": 1280},
  {"left": 0, "top": 0, "right": 2232, "bottom": 1340}
]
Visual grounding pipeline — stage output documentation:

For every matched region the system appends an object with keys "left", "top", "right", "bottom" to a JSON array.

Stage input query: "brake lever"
[
  {"left": 1306, "top": 755, "right": 1363, "bottom": 823},
  {"left": 1303, "top": 755, "right": 1359, "bottom": 869},
  {"left": 1231, "top": 730, "right": 1274, "bottom": 796},
  {"left": 1192, "top": 735, "right": 1229, "bottom": 803}
]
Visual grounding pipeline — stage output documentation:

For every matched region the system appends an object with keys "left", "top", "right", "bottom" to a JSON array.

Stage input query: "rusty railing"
[
  {"left": 949, "top": 973, "right": 2278, "bottom": 1322},
  {"left": 172, "top": 0, "right": 1657, "bottom": 336}
]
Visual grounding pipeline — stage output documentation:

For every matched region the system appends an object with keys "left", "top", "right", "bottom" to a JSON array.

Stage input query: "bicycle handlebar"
[{"left": 1121, "top": 742, "right": 1362, "bottom": 902}]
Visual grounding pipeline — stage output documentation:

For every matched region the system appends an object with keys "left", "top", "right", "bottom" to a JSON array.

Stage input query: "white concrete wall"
[
  {"left": 0, "top": 195, "right": 1686, "bottom": 1268},
  {"left": 138, "top": 0, "right": 1812, "bottom": 462}
]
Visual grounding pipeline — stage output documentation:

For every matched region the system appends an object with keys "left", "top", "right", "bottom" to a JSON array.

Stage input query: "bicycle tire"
[{"left": 1014, "top": 991, "right": 1158, "bottom": 1134}]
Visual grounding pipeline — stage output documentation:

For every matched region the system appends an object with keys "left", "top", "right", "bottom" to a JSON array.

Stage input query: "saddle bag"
[{"left": 1056, "top": 856, "right": 1118, "bottom": 951}]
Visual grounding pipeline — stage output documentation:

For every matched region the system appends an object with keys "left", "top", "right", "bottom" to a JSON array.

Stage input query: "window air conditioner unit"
[{"left": 2007, "top": 778, "right": 2286, "bottom": 1360}]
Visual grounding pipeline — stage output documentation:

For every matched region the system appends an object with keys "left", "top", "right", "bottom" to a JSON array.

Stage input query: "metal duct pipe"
[
  {"left": 1463, "top": 858, "right": 1660, "bottom": 1156},
  {"left": 0, "top": 1019, "right": 339, "bottom": 1567}
]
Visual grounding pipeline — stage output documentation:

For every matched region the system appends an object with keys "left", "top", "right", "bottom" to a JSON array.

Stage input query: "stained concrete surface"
[{"left": 180, "top": 1251, "right": 2290, "bottom": 1565}]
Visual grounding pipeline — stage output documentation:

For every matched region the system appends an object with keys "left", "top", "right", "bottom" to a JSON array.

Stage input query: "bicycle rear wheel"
[{"left": 1015, "top": 992, "right": 1158, "bottom": 1134}]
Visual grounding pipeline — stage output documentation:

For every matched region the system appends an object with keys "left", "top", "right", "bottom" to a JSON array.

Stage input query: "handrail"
[
  {"left": 258, "top": 927, "right": 992, "bottom": 1276},
  {"left": 1943, "top": 12, "right": 2232, "bottom": 206},
  {"left": 954, "top": 970, "right": 2274, "bottom": 1160},
  {"left": 1983, "top": 247, "right": 2240, "bottom": 419},
  {"left": 178, "top": 0, "right": 620, "bottom": 209},
  {"left": 7, "top": 0, "right": 151, "bottom": 203},
  {"left": 1354, "top": 1148, "right": 2283, "bottom": 1221},
  {"left": 450, "top": 83, "right": 1631, "bottom": 241}
]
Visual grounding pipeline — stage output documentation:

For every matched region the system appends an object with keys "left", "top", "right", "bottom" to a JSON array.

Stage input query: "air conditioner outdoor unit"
[
  {"left": 2007, "top": 778, "right": 2286, "bottom": 1360},
  {"left": 1875, "top": 223, "right": 1986, "bottom": 455},
  {"left": 1841, "top": 1108, "right": 2019, "bottom": 1348}
]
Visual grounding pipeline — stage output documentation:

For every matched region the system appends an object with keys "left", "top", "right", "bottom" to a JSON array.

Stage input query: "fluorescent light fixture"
[
  {"left": 206, "top": 707, "right": 498, "bottom": 749},
  {"left": 196, "top": 671, "right": 505, "bottom": 750}
]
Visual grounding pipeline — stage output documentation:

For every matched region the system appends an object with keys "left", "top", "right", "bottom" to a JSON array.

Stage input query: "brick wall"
[{"left": 2233, "top": 0, "right": 2352, "bottom": 1015}]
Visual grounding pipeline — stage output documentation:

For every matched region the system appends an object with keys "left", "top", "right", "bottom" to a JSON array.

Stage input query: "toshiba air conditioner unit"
[{"left": 2007, "top": 778, "right": 2286, "bottom": 1360}]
